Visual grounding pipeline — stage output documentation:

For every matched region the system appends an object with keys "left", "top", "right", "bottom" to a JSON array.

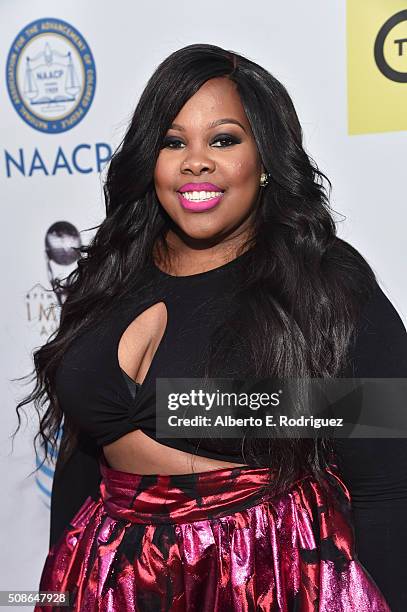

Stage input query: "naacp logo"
[
  {"left": 374, "top": 10, "right": 407, "bottom": 83},
  {"left": 6, "top": 18, "right": 96, "bottom": 133}
]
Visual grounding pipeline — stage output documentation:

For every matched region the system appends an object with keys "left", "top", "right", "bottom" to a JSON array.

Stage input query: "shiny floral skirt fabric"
[{"left": 37, "top": 459, "right": 390, "bottom": 611}]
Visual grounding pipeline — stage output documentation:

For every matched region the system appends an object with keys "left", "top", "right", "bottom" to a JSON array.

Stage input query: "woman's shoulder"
[
  {"left": 329, "top": 236, "right": 406, "bottom": 333},
  {"left": 329, "top": 237, "right": 407, "bottom": 376},
  {"left": 350, "top": 278, "right": 407, "bottom": 377},
  {"left": 358, "top": 280, "right": 406, "bottom": 336}
]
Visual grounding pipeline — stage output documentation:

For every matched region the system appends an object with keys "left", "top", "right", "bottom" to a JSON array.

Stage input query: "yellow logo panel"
[{"left": 347, "top": 1, "right": 407, "bottom": 134}]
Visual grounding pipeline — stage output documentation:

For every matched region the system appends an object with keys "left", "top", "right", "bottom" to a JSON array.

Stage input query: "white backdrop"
[{"left": 1, "top": 0, "right": 406, "bottom": 602}]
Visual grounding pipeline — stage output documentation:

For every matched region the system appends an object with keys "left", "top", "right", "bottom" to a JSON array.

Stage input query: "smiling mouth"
[
  {"left": 176, "top": 190, "right": 225, "bottom": 212},
  {"left": 177, "top": 190, "right": 224, "bottom": 202}
]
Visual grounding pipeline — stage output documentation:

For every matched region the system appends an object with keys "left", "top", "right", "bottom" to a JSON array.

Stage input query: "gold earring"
[{"left": 260, "top": 172, "right": 269, "bottom": 187}]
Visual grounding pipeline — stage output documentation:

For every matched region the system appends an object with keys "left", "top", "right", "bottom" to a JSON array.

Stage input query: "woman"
[{"left": 16, "top": 44, "right": 407, "bottom": 610}]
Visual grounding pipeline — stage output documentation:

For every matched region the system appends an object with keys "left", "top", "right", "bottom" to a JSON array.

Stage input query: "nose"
[{"left": 181, "top": 151, "right": 216, "bottom": 176}]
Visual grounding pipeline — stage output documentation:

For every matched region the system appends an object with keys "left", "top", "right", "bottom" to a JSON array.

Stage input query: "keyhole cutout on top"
[{"left": 117, "top": 301, "right": 168, "bottom": 386}]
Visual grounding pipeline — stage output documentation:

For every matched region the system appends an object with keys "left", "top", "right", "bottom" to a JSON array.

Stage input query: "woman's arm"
[
  {"left": 49, "top": 430, "right": 102, "bottom": 549},
  {"left": 334, "top": 282, "right": 407, "bottom": 612}
]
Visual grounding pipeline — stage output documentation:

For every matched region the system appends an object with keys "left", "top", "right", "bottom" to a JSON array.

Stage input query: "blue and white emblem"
[{"left": 6, "top": 18, "right": 96, "bottom": 133}]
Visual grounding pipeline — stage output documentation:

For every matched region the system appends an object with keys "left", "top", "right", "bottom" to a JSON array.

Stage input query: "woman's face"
[{"left": 154, "top": 77, "right": 264, "bottom": 248}]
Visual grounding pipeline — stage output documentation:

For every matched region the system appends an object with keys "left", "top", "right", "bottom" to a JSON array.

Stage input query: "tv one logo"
[
  {"left": 347, "top": 4, "right": 407, "bottom": 134},
  {"left": 6, "top": 17, "right": 96, "bottom": 133},
  {"left": 374, "top": 10, "right": 407, "bottom": 83}
]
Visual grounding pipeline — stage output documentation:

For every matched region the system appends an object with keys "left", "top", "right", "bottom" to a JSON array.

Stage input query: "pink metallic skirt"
[{"left": 37, "top": 458, "right": 390, "bottom": 611}]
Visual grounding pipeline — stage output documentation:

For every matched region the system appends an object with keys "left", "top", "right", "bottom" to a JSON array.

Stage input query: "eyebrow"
[{"left": 169, "top": 118, "right": 247, "bottom": 133}]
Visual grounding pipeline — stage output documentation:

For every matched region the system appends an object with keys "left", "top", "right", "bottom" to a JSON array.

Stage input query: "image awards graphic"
[
  {"left": 26, "top": 221, "right": 82, "bottom": 337},
  {"left": 6, "top": 17, "right": 96, "bottom": 133},
  {"left": 31, "top": 221, "right": 82, "bottom": 504},
  {"left": 45, "top": 220, "right": 82, "bottom": 305}
]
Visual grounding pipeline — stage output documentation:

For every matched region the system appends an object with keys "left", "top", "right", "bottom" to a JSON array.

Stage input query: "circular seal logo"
[
  {"left": 374, "top": 10, "right": 407, "bottom": 83},
  {"left": 6, "top": 17, "right": 96, "bottom": 133}
]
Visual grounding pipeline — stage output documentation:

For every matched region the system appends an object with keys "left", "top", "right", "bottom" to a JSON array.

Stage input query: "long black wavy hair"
[{"left": 15, "top": 43, "right": 377, "bottom": 494}]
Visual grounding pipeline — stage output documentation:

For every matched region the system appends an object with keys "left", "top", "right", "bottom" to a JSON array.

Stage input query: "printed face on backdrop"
[{"left": 153, "top": 77, "right": 264, "bottom": 249}]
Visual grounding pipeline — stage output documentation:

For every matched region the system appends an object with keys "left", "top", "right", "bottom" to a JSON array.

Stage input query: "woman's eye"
[
  {"left": 211, "top": 135, "right": 240, "bottom": 147},
  {"left": 162, "top": 134, "right": 240, "bottom": 149},
  {"left": 162, "top": 138, "right": 184, "bottom": 149}
]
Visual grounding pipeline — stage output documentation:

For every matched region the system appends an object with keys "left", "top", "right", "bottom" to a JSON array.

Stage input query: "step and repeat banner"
[{"left": 1, "top": 0, "right": 406, "bottom": 599}]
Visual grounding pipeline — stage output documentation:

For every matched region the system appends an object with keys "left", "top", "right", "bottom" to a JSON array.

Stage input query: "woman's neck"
[{"left": 153, "top": 230, "right": 255, "bottom": 276}]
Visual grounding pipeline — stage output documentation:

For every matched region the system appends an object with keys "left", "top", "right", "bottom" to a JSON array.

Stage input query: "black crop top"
[
  {"left": 51, "top": 249, "right": 407, "bottom": 610},
  {"left": 55, "top": 246, "right": 272, "bottom": 460}
]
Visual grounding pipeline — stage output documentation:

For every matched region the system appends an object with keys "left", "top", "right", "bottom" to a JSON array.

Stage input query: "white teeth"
[{"left": 181, "top": 190, "right": 223, "bottom": 201}]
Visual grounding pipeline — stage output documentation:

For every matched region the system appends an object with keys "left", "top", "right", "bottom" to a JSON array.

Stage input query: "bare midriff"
[{"left": 103, "top": 430, "right": 247, "bottom": 475}]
